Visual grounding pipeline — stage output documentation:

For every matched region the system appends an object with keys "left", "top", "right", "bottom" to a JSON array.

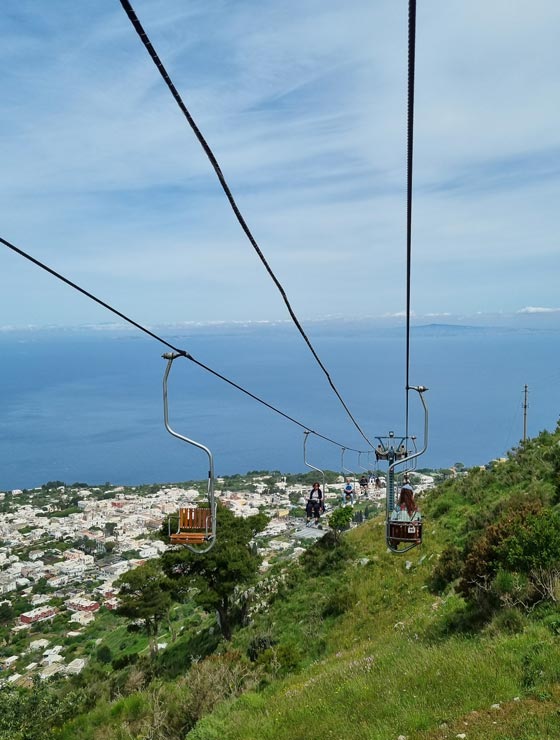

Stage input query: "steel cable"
[
  {"left": 118, "top": 0, "right": 374, "bottom": 450},
  {"left": 405, "top": 0, "right": 416, "bottom": 441},
  {"left": 1, "top": 234, "right": 366, "bottom": 454}
]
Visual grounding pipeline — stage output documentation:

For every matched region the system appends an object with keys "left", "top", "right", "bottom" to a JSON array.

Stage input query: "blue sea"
[{"left": 1, "top": 321, "right": 559, "bottom": 490}]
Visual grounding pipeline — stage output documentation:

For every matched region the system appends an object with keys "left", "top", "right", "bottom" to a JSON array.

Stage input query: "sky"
[{"left": 1, "top": 0, "right": 560, "bottom": 329}]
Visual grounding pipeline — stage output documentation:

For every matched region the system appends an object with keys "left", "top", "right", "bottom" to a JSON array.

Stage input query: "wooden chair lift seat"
[
  {"left": 170, "top": 507, "right": 213, "bottom": 545},
  {"left": 388, "top": 519, "right": 422, "bottom": 548}
]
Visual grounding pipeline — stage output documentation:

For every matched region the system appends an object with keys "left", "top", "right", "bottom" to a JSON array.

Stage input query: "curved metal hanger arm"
[
  {"left": 386, "top": 386, "right": 428, "bottom": 554},
  {"left": 162, "top": 352, "right": 217, "bottom": 553},
  {"left": 303, "top": 431, "right": 326, "bottom": 496},
  {"left": 357, "top": 451, "right": 369, "bottom": 473}
]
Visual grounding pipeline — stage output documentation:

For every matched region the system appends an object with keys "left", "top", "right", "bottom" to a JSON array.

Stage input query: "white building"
[
  {"left": 69, "top": 611, "right": 96, "bottom": 626},
  {"left": 28, "top": 639, "right": 50, "bottom": 652},
  {"left": 65, "top": 658, "right": 86, "bottom": 675},
  {"left": 39, "top": 664, "right": 64, "bottom": 680}
]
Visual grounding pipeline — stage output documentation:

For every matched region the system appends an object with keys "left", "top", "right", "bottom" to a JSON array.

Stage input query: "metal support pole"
[
  {"left": 523, "top": 384, "right": 529, "bottom": 443},
  {"left": 386, "top": 387, "right": 429, "bottom": 522}
]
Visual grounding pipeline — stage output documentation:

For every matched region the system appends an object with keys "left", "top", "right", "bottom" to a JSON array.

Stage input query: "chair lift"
[
  {"left": 386, "top": 386, "right": 429, "bottom": 554},
  {"left": 375, "top": 430, "right": 408, "bottom": 462},
  {"left": 357, "top": 452, "right": 370, "bottom": 496},
  {"left": 341, "top": 447, "right": 356, "bottom": 504},
  {"left": 303, "top": 431, "right": 327, "bottom": 511},
  {"left": 162, "top": 352, "right": 217, "bottom": 553}
]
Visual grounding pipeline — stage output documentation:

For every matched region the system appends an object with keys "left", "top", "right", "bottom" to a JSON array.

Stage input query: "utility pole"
[{"left": 522, "top": 384, "right": 529, "bottom": 442}]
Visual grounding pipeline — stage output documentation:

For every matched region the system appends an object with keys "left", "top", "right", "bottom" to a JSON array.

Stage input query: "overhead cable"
[
  {"left": 404, "top": 0, "right": 417, "bottom": 441},
  {"left": 118, "top": 0, "right": 374, "bottom": 450},
  {"left": 0, "top": 234, "right": 366, "bottom": 454}
]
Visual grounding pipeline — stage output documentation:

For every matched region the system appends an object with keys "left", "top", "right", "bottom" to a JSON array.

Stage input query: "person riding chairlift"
[
  {"left": 306, "top": 482, "right": 323, "bottom": 525},
  {"left": 375, "top": 444, "right": 387, "bottom": 461},
  {"left": 396, "top": 443, "right": 407, "bottom": 459},
  {"left": 359, "top": 475, "right": 368, "bottom": 496},
  {"left": 342, "top": 478, "right": 355, "bottom": 506},
  {"left": 391, "top": 483, "right": 421, "bottom": 522}
]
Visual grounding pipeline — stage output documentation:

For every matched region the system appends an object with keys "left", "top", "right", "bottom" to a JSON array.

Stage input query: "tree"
[
  {"left": 96, "top": 644, "right": 113, "bottom": 664},
  {"left": 0, "top": 602, "right": 14, "bottom": 625},
  {"left": 76, "top": 536, "right": 97, "bottom": 554},
  {"left": 33, "top": 577, "right": 52, "bottom": 595},
  {"left": 104, "top": 522, "right": 118, "bottom": 537},
  {"left": 328, "top": 507, "right": 354, "bottom": 543},
  {"left": 0, "top": 677, "right": 84, "bottom": 740},
  {"left": 162, "top": 505, "right": 268, "bottom": 640},
  {"left": 41, "top": 480, "right": 65, "bottom": 490},
  {"left": 116, "top": 561, "right": 172, "bottom": 657}
]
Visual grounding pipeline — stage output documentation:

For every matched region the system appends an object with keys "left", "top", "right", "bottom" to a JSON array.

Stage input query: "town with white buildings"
[{"left": 0, "top": 471, "right": 435, "bottom": 686}]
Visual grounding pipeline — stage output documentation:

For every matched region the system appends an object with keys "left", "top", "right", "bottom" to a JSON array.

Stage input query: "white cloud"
[
  {"left": 517, "top": 306, "right": 560, "bottom": 314},
  {"left": 1, "top": 0, "right": 559, "bottom": 326},
  {"left": 383, "top": 311, "right": 416, "bottom": 319}
]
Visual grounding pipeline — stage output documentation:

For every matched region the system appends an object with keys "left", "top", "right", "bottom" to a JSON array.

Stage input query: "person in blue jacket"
[{"left": 342, "top": 478, "right": 355, "bottom": 505}]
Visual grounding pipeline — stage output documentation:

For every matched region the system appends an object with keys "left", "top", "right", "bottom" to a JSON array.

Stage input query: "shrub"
[
  {"left": 256, "top": 642, "right": 302, "bottom": 678},
  {"left": 490, "top": 568, "right": 535, "bottom": 607},
  {"left": 322, "top": 583, "right": 356, "bottom": 617},
  {"left": 458, "top": 501, "right": 544, "bottom": 603},
  {"left": 488, "top": 607, "right": 527, "bottom": 634},
  {"left": 111, "top": 652, "right": 138, "bottom": 671},
  {"left": 496, "top": 510, "right": 560, "bottom": 572},
  {"left": 430, "top": 497, "right": 452, "bottom": 518},
  {"left": 247, "top": 633, "right": 277, "bottom": 662},
  {"left": 302, "top": 531, "right": 355, "bottom": 573},
  {"left": 183, "top": 651, "right": 258, "bottom": 726},
  {"left": 96, "top": 645, "right": 112, "bottom": 665},
  {"left": 155, "top": 627, "right": 221, "bottom": 680},
  {"left": 427, "top": 545, "right": 463, "bottom": 594}
]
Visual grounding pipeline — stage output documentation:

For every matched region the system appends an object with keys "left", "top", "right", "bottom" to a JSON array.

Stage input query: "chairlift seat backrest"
[
  {"left": 170, "top": 507, "right": 213, "bottom": 545},
  {"left": 179, "top": 507, "right": 211, "bottom": 530}
]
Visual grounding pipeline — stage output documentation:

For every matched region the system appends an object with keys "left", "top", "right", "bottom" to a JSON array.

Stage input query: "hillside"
[
  {"left": 2, "top": 427, "right": 560, "bottom": 739},
  {"left": 185, "top": 428, "right": 560, "bottom": 740}
]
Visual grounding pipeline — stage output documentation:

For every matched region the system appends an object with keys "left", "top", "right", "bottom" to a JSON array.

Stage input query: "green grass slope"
[
  {"left": 187, "top": 430, "right": 560, "bottom": 740},
  {"left": 55, "top": 426, "right": 560, "bottom": 740},
  {"left": 188, "top": 543, "right": 559, "bottom": 739}
]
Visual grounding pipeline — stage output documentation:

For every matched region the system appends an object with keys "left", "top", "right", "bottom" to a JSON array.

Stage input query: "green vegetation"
[
  {"left": 162, "top": 505, "right": 268, "bottom": 640},
  {"left": 116, "top": 561, "right": 173, "bottom": 657},
  {"left": 0, "top": 678, "right": 84, "bottom": 740},
  {"left": 4, "top": 427, "right": 560, "bottom": 739},
  {"left": 327, "top": 505, "right": 354, "bottom": 542}
]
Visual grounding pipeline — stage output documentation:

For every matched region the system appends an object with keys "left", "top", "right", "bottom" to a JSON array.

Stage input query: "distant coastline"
[
  {"left": 2, "top": 309, "right": 560, "bottom": 339},
  {"left": 1, "top": 320, "right": 559, "bottom": 490}
]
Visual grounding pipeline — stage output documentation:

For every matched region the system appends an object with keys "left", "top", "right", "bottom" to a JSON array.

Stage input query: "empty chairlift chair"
[
  {"left": 170, "top": 506, "right": 213, "bottom": 545},
  {"left": 162, "top": 352, "right": 217, "bottom": 553}
]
